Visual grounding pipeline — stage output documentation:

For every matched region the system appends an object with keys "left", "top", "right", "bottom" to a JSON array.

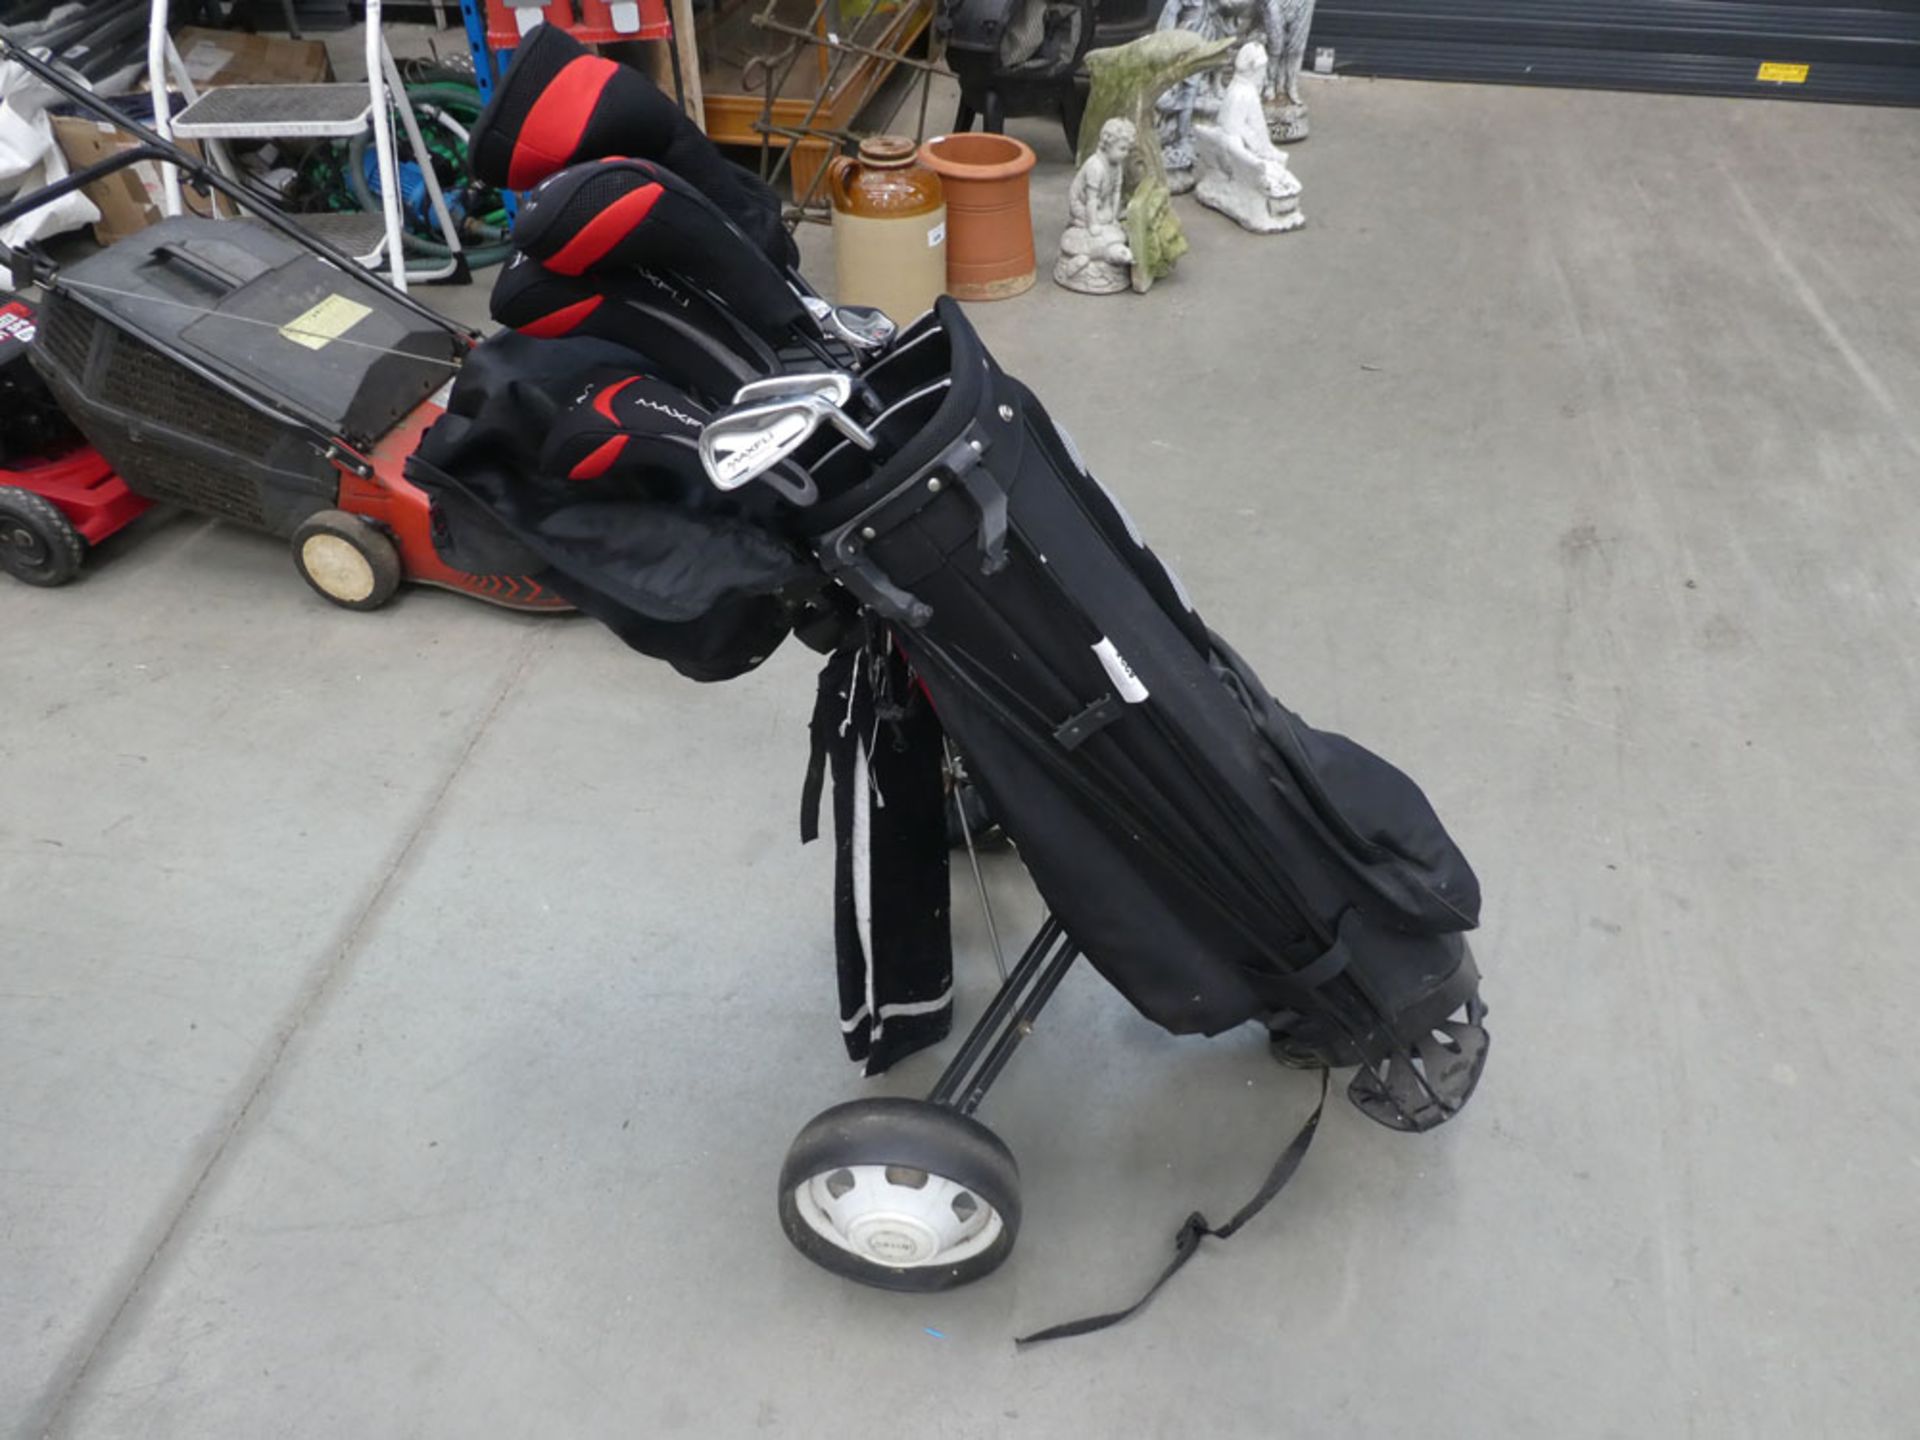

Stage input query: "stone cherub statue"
[
  {"left": 1075, "top": 30, "right": 1234, "bottom": 291},
  {"left": 1055, "top": 118, "right": 1138, "bottom": 294},
  {"left": 1156, "top": 0, "right": 1315, "bottom": 189},
  {"left": 1191, "top": 42, "right": 1304, "bottom": 234}
]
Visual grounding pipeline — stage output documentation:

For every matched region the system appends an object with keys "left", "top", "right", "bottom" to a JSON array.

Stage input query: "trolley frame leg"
[{"left": 926, "top": 916, "right": 1078, "bottom": 1118}]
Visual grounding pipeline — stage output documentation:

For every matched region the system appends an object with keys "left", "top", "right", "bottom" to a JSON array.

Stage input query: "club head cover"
[
  {"left": 541, "top": 368, "right": 812, "bottom": 512},
  {"left": 540, "top": 369, "right": 714, "bottom": 492},
  {"left": 468, "top": 21, "right": 794, "bottom": 267},
  {"left": 490, "top": 253, "right": 778, "bottom": 403},
  {"left": 513, "top": 158, "right": 813, "bottom": 344}
]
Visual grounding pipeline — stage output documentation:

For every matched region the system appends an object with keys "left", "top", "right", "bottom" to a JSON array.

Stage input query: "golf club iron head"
[
  {"left": 730, "top": 372, "right": 857, "bottom": 408},
  {"left": 700, "top": 377, "right": 876, "bottom": 502},
  {"left": 801, "top": 294, "right": 898, "bottom": 352}
]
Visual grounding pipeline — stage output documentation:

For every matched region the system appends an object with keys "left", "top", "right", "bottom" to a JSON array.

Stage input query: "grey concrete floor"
[{"left": 5, "top": 75, "right": 1920, "bottom": 1438}]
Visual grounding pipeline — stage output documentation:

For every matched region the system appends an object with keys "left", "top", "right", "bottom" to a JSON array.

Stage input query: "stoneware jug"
[
  {"left": 918, "top": 132, "right": 1038, "bottom": 300},
  {"left": 828, "top": 135, "right": 948, "bottom": 324}
]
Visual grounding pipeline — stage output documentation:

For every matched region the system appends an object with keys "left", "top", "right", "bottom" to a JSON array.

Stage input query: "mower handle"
[
  {"left": 0, "top": 36, "right": 477, "bottom": 341},
  {"left": 0, "top": 143, "right": 182, "bottom": 286}
]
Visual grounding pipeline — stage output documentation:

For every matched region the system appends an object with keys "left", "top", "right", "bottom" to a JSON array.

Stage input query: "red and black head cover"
[
  {"left": 539, "top": 367, "right": 811, "bottom": 519},
  {"left": 513, "top": 158, "right": 812, "bottom": 344},
  {"left": 539, "top": 369, "right": 713, "bottom": 491},
  {"left": 489, "top": 252, "right": 776, "bottom": 403},
  {"left": 468, "top": 21, "right": 794, "bottom": 268}
]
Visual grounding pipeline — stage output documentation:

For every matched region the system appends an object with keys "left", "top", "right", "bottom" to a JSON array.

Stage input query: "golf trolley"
[
  {"left": 421, "top": 270, "right": 1489, "bottom": 1313},
  {"left": 427, "top": 23, "right": 1499, "bottom": 1329},
  {"left": 673, "top": 320, "right": 1487, "bottom": 1300}
]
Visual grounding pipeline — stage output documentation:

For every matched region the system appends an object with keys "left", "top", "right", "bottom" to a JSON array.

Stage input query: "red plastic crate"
[{"left": 484, "top": 0, "right": 672, "bottom": 46}]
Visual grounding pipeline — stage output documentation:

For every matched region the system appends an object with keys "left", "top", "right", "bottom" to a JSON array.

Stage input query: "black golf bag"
[
  {"left": 407, "top": 25, "right": 1492, "bottom": 1334},
  {"left": 794, "top": 300, "right": 1485, "bottom": 1128}
]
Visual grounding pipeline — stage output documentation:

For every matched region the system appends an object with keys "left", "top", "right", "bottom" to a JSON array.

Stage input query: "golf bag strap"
[
  {"left": 1015, "top": 1068, "right": 1330, "bottom": 1347},
  {"left": 800, "top": 646, "right": 857, "bottom": 843}
]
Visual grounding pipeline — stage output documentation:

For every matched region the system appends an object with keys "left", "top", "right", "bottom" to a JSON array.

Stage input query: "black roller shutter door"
[{"left": 1306, "top": 0, "right": 1920, "bottom": 105}]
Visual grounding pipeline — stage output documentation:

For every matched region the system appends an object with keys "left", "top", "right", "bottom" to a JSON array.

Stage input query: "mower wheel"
[
  {"left": 0, "top": 486, "right": 85, "bottom": 587},
  {"left": 778, "top": 1098, "right": 1021, "bottom": 1292},
  {"left": 291, "top": 510, "right": 402, "bottom": 611}
]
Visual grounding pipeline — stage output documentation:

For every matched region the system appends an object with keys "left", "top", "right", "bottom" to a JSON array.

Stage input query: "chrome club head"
[
  {"left": 729, "top": 371, "right": 857, "bottom": 409},
  {"left": 698, "top": 375, "right": 875, "bottom": 503},
  {"left": 801, "top": 294, "right": 898, "bottom": 352}
]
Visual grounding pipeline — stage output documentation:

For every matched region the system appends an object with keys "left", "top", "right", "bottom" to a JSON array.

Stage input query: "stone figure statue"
[
  {"left": 1055, "top": 118, "right": 1138, "bottom": 294},
  {"left": 1153, "top": 0, "right": 1240, "bottom": 190},
  {"left": 1073, "top": 31, "right": 1233, "bottom": 291},
  {"left": 1191, "top": 42, "right": 1304, "bottom": 234},
  {"left": 1155, "top": 0, "right": 1316, "bottom": 185},
  {"left": 1261, "top": 0, "right": 1315, "bottom": 141}
]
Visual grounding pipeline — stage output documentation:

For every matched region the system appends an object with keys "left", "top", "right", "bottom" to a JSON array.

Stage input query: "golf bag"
[
  {"left": 407, "top": 21, "right": 1492, "bottom": 1335},
  {"left": 445, "top": 22, "right": 1489, "bottom": 1126},
  {"left": 793, "top": 301, "right": 1486, "bottom": 1127}
]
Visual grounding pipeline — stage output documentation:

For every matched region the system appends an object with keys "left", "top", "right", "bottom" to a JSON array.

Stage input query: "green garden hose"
[{"left": 325, "top": 79, "right": 515, "bottom": 267}]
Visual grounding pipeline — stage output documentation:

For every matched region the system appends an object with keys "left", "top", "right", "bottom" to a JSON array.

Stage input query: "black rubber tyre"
[
  {"left": 0, "top": 486, "right": 85, "bottom": 587},
  {"left": 778, "top": 1098, "right": 1022, "bottom": 1292},
  {"left": 290, "top": 509, "right": 402, "bottom": 611}
]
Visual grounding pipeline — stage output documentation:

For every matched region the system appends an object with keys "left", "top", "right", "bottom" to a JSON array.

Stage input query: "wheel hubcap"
[
  {"left": 847, "top": 1212, "right": 942, "bottom": 1265},
  {"left": 2, "top": 522, "right": 49, "bottom": 573},
  {"left": 302, "top": 534, "right": 375, "bottom": 602},
  {"left": 793, "top": 1164, "right": 1002, "bottom": 1268}
]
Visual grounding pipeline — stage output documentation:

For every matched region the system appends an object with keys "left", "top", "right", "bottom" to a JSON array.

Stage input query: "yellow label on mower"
[
  {"left": 1756, "top": 62, "right": 1809, "bottom": 84},
  {"left": 280, "top": 294, "right": 372, "bottom": 351}
]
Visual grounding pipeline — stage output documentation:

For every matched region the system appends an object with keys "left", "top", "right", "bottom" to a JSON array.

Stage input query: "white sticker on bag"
[{"left": 1093, "top": 638, "right": 1150, "bottom": 704}]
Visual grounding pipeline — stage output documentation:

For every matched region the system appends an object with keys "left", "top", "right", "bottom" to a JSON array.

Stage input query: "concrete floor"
[{"left": 5, "top": 74, "right": 1920, "bottom": 1439}]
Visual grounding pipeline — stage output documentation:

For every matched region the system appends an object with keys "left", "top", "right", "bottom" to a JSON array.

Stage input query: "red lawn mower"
[
  {"left": 0, "top": 294, "right": 149, "bottom": 586},
  {"left": 0, "top": 40, "right": 566, "bottom": 614}
]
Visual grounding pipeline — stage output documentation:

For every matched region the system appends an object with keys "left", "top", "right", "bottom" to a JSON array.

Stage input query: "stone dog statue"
[{"left": 1191, "top": 42, "right": 1304, "bottom": 234}]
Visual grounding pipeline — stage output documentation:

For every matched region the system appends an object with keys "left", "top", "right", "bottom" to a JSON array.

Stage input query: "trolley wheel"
[
  {"left": 291, "top": 510, "right": 401, "bottom": 611},
  {"left": 0, "top": 486, "right": 85, "bottom": 587},
  {"left": 778, "top": 1098, "right": 1021, "bottom": 1292}
]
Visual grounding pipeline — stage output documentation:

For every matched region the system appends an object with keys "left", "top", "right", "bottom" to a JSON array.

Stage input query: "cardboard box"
[
  {"left": 50, "top": 117, "right": 230, "bottom": 246},
  {"left": 168, "top": 26, "right": 334, "bottom": 88},
  {"left": 53, "top": 27, "right": 332, "bottom": 245}
]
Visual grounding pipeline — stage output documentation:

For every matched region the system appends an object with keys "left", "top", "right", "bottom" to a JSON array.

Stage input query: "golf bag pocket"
[{"left": 1212, "top": 638, "right": 1481, "bottom": 932}]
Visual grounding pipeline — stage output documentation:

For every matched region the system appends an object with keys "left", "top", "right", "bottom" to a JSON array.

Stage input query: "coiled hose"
[{"left": 345, "top": 78, "right": 514, "bottom": 267}]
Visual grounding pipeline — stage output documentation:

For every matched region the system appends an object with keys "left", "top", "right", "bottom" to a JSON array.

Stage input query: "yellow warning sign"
[
  {"left": 1756, "top": 62, "right": 1809, "bottom": 84},
  {"left": 280, "top": 293, "right": 372, "bottom": 351}
]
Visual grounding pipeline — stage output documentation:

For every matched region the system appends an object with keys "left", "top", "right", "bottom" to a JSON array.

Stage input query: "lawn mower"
[
  {"left": 0, "top": 293, "right": 150, "bottom": 586},
  {"left": 0, "top": 38, "right": 565, "bottom": 612}
]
